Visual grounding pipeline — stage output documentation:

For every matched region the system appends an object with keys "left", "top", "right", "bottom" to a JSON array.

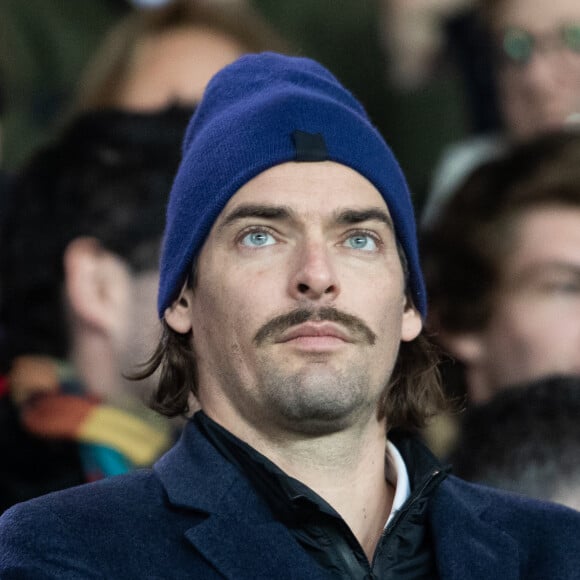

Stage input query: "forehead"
[
  {"left": 491, "top": 0, "right": 580, "bottom": 30},
  {"left": 123, "top": 26, "right": 244, "bottom": 108},
  {"left": 504, "top": 205, "right": 580, "bottom": 270},
  {"left": 218, "top": 161, "right": 390, "bottom": 220}
]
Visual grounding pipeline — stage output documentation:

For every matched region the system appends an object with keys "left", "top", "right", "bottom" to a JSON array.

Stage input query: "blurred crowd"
[{"left": 1, "top": 0, "right": 579, "bottom": 516}]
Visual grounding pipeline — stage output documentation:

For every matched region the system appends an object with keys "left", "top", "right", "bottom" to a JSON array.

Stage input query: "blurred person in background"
[
  {"left": 0, "top": 106, "right": 191, "bottom": 513},
  {"left": 450, "top": 375, "right": 580, "bottom": 511},
  {"left": 0, "top": 0, "right": 130, "bottom": 172},
  {"left": 74, "top": 0, "right": 288, "bottom": 113},
  {"left": 0, "top": 0, "right": 289, "bottom": 514},
  {"left": 397, "top": 0, "right": 580, "bottom": 223},
  {"left": 422, "top": 129, "right": 580, "bottom": 406},
  {"left": 484, "top": 0, "right": 580, "bottom": 140},
  {"left": 0, "top": 0, "right": 287, "bottom": 171}
]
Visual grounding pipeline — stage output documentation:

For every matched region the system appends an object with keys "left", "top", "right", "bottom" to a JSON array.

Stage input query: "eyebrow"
[
  {"left": 507, "top": 261, "right": 580, "bottom": 288},
  {"left": 517, "top": 261, "right": 580, "bottom": 279},
  {"left": 334, "top": 208, "right": 394, "bottom": 231},
  {"left": 219, "top": 204, "right": 293, "bottom": 231},
  {"left": 220, "top": 203, "right": 394, "bottom": 231}
]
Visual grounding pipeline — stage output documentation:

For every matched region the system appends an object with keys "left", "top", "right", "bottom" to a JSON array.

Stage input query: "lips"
[{"left": 277, "top": 322, "right": 352, "bottom": 344}]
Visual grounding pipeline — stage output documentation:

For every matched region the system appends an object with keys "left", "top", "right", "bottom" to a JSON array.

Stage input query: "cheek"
[
  {"left": 499, "top": 79, "right": 528, "bottom": 123},
  {"left": 485, "top": 294, "right": 580, "bottom": 384},
  {"left": 488, "top": 296, "right": 541, "bottom": 341},
  {"left": 486, "top": 294, "right": 575, "bottom": 359},
  {"left": 192, "top": 267, "right": 272, "bottom": 352},
  {"left": 358, "top": 278, "right": 408, "bottom": 341}
]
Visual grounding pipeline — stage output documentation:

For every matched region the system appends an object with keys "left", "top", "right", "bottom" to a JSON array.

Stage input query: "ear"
[
  {"left": 164, "top": 283, "right": 194, "bottom": 334},
  {"left": 63, "top": 237, "right": 130, "bottom": 334},
  {"left": 400, "top": 297, "right": 423, "bottom": 342}
]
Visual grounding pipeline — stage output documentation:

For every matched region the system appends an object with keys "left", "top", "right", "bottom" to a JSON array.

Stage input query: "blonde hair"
[{"left": 75, "top": 0, "right": 288, "bottom": 111}]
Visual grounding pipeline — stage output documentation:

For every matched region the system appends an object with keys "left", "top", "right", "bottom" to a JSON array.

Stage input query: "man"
[
  {"left": 382, "top": 0, "right": 580, "bottom": 134},
  {"left": 423, "top": 0, "right": 580, "bottom": 224},
  {"left": 422, "top": 129, "right": 580, "bottom": 403},
  {"left": 1, "top": 53, "right": 579, "bottom": 579},
  {"left": 450, "top": 374, "right": 580, "bottom": 511},
  {"left": 0, "top": 106, "right": 191, "bottom": 512},
  {"left": 482, "top": 0, "right": 580, "bottom": 140}
]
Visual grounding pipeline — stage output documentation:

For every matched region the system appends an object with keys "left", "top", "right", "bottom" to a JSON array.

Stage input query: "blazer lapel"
[
  {"left": 185, "top": 514, "right": 329, "bottom": 580},
  {"left": 154, "top": 419, "right": 329, "bottom": 579}
]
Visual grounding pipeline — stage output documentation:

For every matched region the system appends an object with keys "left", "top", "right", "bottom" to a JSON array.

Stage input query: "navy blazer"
[{"left": 1, "top": 418, "right": 579, "bottom": 579}]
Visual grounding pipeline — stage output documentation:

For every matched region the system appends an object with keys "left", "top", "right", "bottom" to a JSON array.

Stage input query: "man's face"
[
  {"left": 167, "top": 161, "right": 421, "bottom": 438},
  {"left": 465, "top": 206, "right": 580, "bottom": 402},
  {"left": 491, "top": 0, "right": 580, "bottom": 139}
]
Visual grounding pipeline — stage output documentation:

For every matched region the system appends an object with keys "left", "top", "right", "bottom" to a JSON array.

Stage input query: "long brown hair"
[{"left": 133, "top": 319, "right": 447, "bottom": 432}]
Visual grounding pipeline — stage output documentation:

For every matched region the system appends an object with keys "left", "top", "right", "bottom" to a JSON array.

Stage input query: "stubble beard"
[{"left": 252, "top": 354, "right": 380, "bottom": 436}]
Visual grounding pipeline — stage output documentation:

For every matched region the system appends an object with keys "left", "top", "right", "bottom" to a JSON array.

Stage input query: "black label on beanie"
[{"left": 292, "top": 131, "right": 328, "bottom": 162}]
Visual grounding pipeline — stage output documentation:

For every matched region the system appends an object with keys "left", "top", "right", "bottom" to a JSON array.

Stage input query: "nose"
[{"left": 288, "top": 239, "right": 340, "bottom": 302}]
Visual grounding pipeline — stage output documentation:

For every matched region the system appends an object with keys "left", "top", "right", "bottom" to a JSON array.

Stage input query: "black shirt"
[{"left": 195, "top": 412, "right": 448, "bottom": 579}]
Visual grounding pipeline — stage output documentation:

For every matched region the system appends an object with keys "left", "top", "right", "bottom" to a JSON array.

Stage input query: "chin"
[
  {"left": 256, "top": 358, "right": 380, "bottom": 433},
  {"left": 276, "top": 407, "right": 363, "bottom": 436},
  {"left": 269, "top": 384, "right": 377, "bottom": 436}
]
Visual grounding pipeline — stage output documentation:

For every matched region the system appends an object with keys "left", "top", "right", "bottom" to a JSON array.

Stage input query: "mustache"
[{"left": 254, "top": 306, "right": 376, "bottom": 346}]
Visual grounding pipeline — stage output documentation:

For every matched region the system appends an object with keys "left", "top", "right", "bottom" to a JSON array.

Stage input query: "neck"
[
  {"left": 70, "top": 323, "right": 114, "bottom": 398},
  {"left": 70, "top": 321, "right": 141, "bottom": 411},
  {"left": 207, "top": 406, "right": 394, "bottom": 560}
]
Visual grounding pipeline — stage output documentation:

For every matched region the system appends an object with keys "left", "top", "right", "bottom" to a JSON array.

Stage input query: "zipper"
[{"left": 371, "top": 467, "right": 448, "bottom": 569}]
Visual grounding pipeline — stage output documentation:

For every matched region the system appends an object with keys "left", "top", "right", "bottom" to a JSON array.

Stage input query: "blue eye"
[
  {"left": 345, "top": 234, "right": 377, "bottom": 251},
  {"left": 241, "top": 230, "right": 275, "bottom": 247}
]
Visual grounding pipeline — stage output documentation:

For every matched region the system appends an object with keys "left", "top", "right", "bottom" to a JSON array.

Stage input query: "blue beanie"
[{"left": 158, "top": 52, "right": 426, "bottom": 317}]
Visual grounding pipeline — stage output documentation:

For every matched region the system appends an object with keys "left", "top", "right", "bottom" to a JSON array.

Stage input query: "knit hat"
[{"left": 158, "top": 52, "right": 426, "bottom": 317}]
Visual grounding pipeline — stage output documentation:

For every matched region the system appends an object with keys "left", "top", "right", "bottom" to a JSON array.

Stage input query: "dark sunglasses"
[{"left": 499, "top": 23, "right": 580, "bottom": 65}]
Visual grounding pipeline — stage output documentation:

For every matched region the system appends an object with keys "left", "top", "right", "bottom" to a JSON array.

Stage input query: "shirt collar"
[
  {"left": 385, "top": 440, "right": 411, "bottom": 526},
  {"left": 196, "top": 410, "right": 414, "bottom": 527}
]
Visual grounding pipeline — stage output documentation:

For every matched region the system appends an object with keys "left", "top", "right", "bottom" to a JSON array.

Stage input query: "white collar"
[{"left": 385, "top": 440, "right": 411, "bottom": 527}]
